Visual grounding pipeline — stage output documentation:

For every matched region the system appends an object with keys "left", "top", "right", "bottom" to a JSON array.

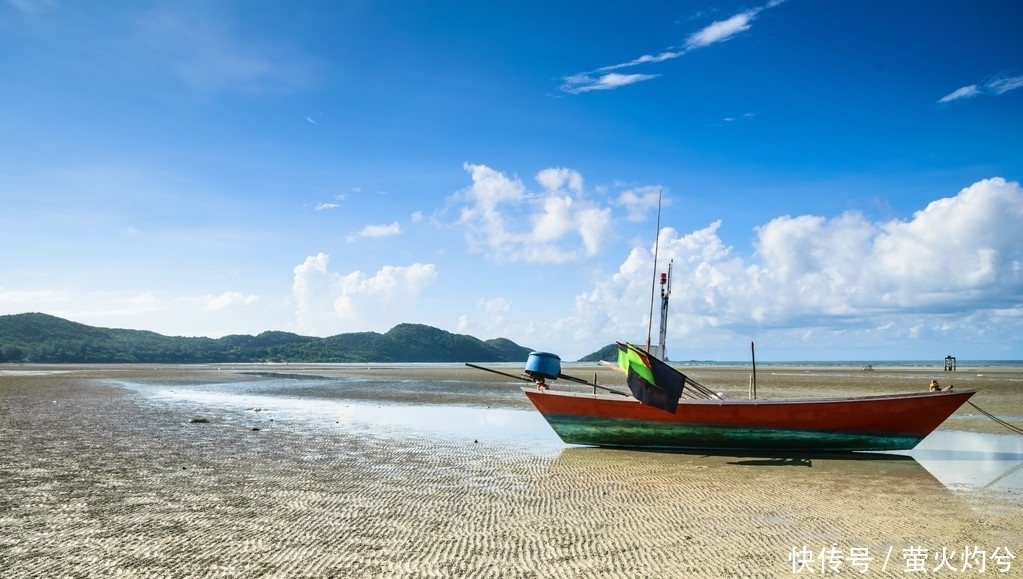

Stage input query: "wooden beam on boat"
[
  {"left": 464, "top": 363, "right": 532, "bottom": 383},
  {"left": 556, "top": 371, "right": 631, "bottom": 397},
  {"left": 464, "top": 363, "right": 630, "bottom": 397}
]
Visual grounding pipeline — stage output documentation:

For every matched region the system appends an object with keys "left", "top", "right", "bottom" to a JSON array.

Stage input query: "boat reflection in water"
[{"left": 907, "top": 430, "right": 1023, "bottom": 492}]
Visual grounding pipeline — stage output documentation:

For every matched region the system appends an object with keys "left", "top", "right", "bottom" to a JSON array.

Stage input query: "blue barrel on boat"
[{"left": 524, "top": 351, "right": 562, "bottom": 380}]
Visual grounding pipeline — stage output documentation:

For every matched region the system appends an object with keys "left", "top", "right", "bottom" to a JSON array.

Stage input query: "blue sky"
[{"left": 2, "top": 0, "right": 1021, "bottom": 361}]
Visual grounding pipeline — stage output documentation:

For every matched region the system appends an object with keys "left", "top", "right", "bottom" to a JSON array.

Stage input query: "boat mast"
[
  {"left": 657, "top": 260, "right": 672, "bottom": 360},
  {"left": 645, "top": 190, "right": 662, "bottom": 355}
]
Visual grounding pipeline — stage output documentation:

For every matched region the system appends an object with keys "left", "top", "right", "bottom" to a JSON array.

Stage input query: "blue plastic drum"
[{"left": 525, "top": 351, "right": 562, "bottom": 380}]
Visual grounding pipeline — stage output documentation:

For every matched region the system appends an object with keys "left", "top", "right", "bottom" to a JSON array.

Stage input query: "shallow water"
[
  {"left": 119, "top": 375, "right": 1023, "bottom": 496},
  {"left": 908, "top": 431, "right": 1023, "bottom": 493}
]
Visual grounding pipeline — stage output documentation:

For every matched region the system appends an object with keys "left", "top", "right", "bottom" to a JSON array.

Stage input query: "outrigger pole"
[{"left": 464, "top": 363, "right": 630, "bottom": 397}]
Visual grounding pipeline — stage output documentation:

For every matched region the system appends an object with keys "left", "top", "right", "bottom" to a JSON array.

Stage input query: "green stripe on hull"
[{"left": 543, "top": 414, "right": 923, "bottom": 452}]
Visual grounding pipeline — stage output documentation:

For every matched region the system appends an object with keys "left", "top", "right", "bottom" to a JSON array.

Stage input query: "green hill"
[
  {"left": 578, "top": 343, "right": 619, "bottom": 362},
  {"left": 0, "top": 313, "right": 534, "bottom": 364}
]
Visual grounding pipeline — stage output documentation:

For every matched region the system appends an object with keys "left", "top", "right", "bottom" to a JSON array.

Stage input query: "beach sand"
[{"left": 1, "top": 364, "right": 1020, "bottom": 578}]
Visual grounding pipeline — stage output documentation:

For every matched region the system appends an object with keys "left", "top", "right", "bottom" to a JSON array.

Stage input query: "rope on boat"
[
  {"left": 683, "top": 376, "right": 718, "bottom": 400},
  {"left": 967, "top": 401, "right": 1023, "bottom": 436}
]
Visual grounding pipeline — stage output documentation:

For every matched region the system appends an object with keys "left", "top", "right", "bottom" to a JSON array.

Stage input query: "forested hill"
[
  {"left": 0, "top": 313, "right": 533, "bottom": 364},
  {"left": 578, "top": 343, "right": 619, "bottom": 363}
]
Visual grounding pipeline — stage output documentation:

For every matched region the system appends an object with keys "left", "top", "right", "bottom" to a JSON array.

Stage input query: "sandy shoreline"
[{"left": 2, "top": 364, "right": 1021, "bottom": 577}]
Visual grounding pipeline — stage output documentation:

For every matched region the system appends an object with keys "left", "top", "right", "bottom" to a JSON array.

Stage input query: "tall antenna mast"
[
  {"left": 657, "top": 260, "right": 672, "bottom": 360},
  {"left": 645, "top": 189, "right": 662, "bottom": 354}
]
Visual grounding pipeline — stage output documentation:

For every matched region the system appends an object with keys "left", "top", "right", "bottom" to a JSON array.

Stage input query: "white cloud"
[
  {"left": 561, "top": 73, "right": 660, "bottom": 94},
  {"left": 292, "top": 253, "right": 336, "bottom": 333},
  {"left": 988, "top": 75, "right": 1023, "bottom": 95},
  {"left": 476, "top": 297, "right": 511, "bottom": 329},
  {"left": 454, "top": 164, "right": 614, "bottom": 263},
  {"left": 723, "top": 112, "right": 756, "bottom": 123},
  {"left": 536, "top": 167, "right": 584, "bottom": 194},
  {"left": 939, "top": 74, "right": 1023, "bottom": 103},
  {"left": 454, "top": 297, "right": 514, "bottom": 341},
  {"left": 561, "top": 1, "right": 782, "bottom": 93},
  {"left": 685, "top": 10, "right": 757, "bottom": 50},
  {"left": 531, "top": 195, "right": 575, "bottom": 243},
  {"left": 204, "top": 291, "right": 258, "bottom": 311},
  {"left": 482, "top": 297, "right": 511, "bottom": 315},
  {"left": 315, "top": 202, "right": 339, "bottom": 210},
  {"left": 564, "top": 177, "right": 1023, "bottom": 356},
  {"left": 938, "top": 85, "right": 980, "bottom": 103},
  {"left": 596, "top": 50, "right": 685, "bottom": 73},
  {"left": 575, "top": 206, "right": 613, "bottom": 256},
  {"left": 291, "top": 253, "right": 438, "bottom": 335},
  {"left": 616, "top": 186, "right": 663, "bottom": 221},
  {"left": 347, "top": 221, "right": 402, "bottom": 242}
]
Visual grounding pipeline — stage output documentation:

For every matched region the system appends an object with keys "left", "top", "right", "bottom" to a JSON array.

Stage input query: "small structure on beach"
[{"left": 944, "top": 355, "right": 956, "bottom": 372}]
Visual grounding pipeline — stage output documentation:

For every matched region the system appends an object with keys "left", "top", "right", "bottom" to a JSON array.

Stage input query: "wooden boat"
[
  {"left": 468, "top": 349, "right": 976, "bottom": 452},
  {"left": 522, "top": 385, "right": 977, "bottom": 452}
]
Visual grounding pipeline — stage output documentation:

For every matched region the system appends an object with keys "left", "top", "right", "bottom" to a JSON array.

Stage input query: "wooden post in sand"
[{"left": 751, "top": 341, "right": 757, "bottom": 400}]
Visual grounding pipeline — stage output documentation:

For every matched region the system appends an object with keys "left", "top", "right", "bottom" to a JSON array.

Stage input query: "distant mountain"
[
  {"left": 0, "top": 313, "right": 534, "bottom": 364},
  {"left": 578, "top": 343, "right": 619, "bottom": 362}
]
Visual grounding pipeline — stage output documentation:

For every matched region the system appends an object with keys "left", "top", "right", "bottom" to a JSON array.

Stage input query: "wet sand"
[{"left": 1, "top": 364, "right": 1021, "bottom": 578}]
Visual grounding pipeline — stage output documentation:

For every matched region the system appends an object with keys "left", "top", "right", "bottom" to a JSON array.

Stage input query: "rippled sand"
[{"left": 1, "top": 364, "right": 1020, "bottom": 578}]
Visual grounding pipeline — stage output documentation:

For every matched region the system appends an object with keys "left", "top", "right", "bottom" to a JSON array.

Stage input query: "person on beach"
[{"left": 929, "top": 379, "right": 954, "bottom": 392}]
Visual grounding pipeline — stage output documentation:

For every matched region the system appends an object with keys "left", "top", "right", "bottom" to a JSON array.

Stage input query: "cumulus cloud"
[
  {"left": 204, "top": 291, "right": 258, "bottom": 311},
  {"left": 536, "top": 167, "right": 584, "bottom": 194},
  {"left": 456, "top": 297, "right": 514, "bottom": 338},
  {"left": 454, "top": 163, "right": 613, "bottom": 264},
  {"left": 291, "top": 252, "right": 438, "bottom": 335},
  {"left": 615, "top": 186, "right": 663, "bottom": 221},
  {"left": 561, "top": 0, "right": 783, "bottom": 93},
  {"left": 938, "top": 74, "right": 1023, "bottom": 103},
  {"left": 568, "top": 177, "right": 1023, "bottom": 354},
  {"left": 347, "top": 221, "right": 402, "bottom": 242}
]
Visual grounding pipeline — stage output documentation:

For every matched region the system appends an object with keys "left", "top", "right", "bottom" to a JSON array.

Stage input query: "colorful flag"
[{"left": 617, "top": 342, "right": 686, "bottom": 412}]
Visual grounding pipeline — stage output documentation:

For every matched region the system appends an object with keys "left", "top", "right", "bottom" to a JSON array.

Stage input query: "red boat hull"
[{"left": 523, "top": 387, "right": 976, "bottom": 452}]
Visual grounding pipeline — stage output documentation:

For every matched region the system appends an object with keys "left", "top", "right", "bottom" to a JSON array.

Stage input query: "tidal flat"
[{"left": 1, "top": 363, "right": 1020, "bottom": 578}]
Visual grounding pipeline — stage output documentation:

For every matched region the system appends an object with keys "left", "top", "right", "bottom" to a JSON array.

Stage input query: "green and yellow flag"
[{"left": 617, "top": 342, "right": 686, "bottom": 412}]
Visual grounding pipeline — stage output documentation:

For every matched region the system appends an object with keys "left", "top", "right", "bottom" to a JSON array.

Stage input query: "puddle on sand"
[
  {"left": 141, "top": 381, "right": 562, "bottom": 451},
  {"left": 902, "top": 430, "right": 1023, "bottom": 493}
]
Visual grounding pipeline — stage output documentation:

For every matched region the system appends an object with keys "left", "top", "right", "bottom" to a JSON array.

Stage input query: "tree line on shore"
[{"left": 0, "top": 313, "right": 535, "bottom": 364}]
